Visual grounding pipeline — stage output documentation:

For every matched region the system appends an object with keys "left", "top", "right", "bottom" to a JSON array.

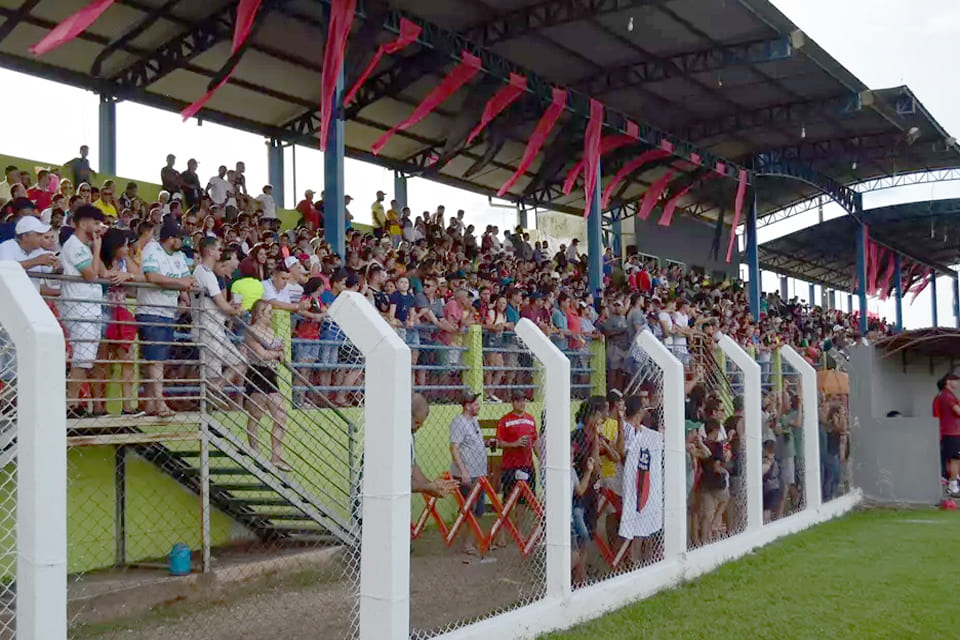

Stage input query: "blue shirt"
[
  {"left": 390, "top": 291, "right": 414, "bottom": 323},
  {"left": 320, "top": 290, "right": 345, "bottom": 342}
]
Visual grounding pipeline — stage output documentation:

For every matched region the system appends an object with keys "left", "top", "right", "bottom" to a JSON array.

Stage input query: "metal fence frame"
[{"left": 0, "top": 262, "right": 67, "bottom": 640}]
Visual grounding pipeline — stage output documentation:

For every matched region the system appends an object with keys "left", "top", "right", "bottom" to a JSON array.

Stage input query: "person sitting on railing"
[
  {"left": 193, "top": 237, "right": 245, "bottom": 408},
  {"left": 96, "top": 228, "right": 143, "bottom": 416},
  {"left": 243, "top": 299, "right": 291, "bottom": 471},
  {"left": 137, "top": 216, "right": 194, "bottom": 418},
  {"left": 60, "top": 205, "right": 110, "bottom": 418}
]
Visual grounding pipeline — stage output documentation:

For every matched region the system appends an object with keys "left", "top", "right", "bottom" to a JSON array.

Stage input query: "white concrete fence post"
[
  {"left": 0, "top": 262, "right": 67, "bottom": 640},
  {"left": 779, "top": 345, "right": 822, "bottom": 512},
  {"left": 329, "top": 291, "right": 411, "bottom": 640},
  {"left": 717, "top": 333, "right": 763, "bottom": 532},
  {"left": 635, "top": 330, "right": 687, "bottom": 558},
  {"left": 515, "top": 318, "right": 572, "bottom": 601}
]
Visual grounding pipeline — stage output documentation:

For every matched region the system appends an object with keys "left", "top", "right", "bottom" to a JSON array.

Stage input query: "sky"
[{"left": 1, "top": 0, "right": 958, "bottom": 328}]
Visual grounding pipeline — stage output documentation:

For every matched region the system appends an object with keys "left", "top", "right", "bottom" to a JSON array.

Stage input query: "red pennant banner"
[
  {"left": 563, "top": 132, "right": 639, "bottom": 195},
  {"left": 344, "top": 17, "right": 421, "bottom": 108},
  {"left": 581, "top": 99, "right": 605, "bottom": 218},
  {"left": 715, "top": 161, "right": 726, "bottom": 175},
  {"left": 637, "top": 171, "right": 674, "bottom": 221},
  {"left": 497, "top": 88, "right": 568, "bottom": 197},
  {"left": 319, "top": 0, "right": 359, "bottom": 151},
  {"left": 601, "top": 149, "right": 670, "bottom": 209},
  {"left": 868, "top": 241, "right": 881, "bottom": 295},
  {"left": 466, "top": 72, "right": 527, "bottom": 145},
  {"left": 372, "top": 51, "right": 482, "bottom": 155},
  {"left": 180, "top": 0, "right": 265, "bottom": 121},
  {"left": 659, "top": 174, "right": 716, "bottom": 227},
  {"left": 660, "top": 139, "right": 674, "bottom": 153},
  {"left": 911, "top": 269, "right": 933, "bottom": 303},
  {"left": 689, "top": 152, "right": 701, "bottom": 166},
  {"left": 879, "top": 252, "right": 897, "bottom": 300},
  {"left": 725, "top": 169, "right": 749, "bottom": 263},
  {"left": 30, "top": 0, "right": 116, "bottom": 56}
]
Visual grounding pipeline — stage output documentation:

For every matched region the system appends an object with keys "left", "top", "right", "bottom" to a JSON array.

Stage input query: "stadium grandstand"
[{"left": 0, "top": 1, "right": 958, "bottom": 640}]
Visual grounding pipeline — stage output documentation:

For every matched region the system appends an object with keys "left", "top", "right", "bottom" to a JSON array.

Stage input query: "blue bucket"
[{"left": 168, "top": 543, "right": 191, "bottom": 576}]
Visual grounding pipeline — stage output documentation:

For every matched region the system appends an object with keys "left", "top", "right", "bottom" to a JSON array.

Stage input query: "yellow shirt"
[
  {"left": 387, "top": 208, "right": 401, "bottom": 235},
  {"left": 599, "top": 418, "right": 619, "bottom": 479},
  {"left": 93, "top": 199, "right": 117, "bottom": 218},
  {"left": 230, "top": 278, "right": 264, "bottom": 311},
  {"left": 371, "top": 201, "right": 386, "bottom": 228}
]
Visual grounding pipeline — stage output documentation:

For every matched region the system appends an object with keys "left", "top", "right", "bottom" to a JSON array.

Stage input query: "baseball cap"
[
  {"left": 606, "top": 389, "right": 623, "bottom": 403},
  {"left": 283, "top": 256, "right": 300, "bottom": 270},
  {"left": 158, "top": 217, "right": 182, "bottom": 240},
  {"left": 376, "top": 190, "right": 385, "bottom": 196},
  {"left": 14, "top": 216, "right": 50, "bottom": 235},
  {"left": 460, "top": 391, "right": 481, "bottom": 405}
]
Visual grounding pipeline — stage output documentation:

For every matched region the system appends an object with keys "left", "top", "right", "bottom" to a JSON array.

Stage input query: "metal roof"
[
  {"left": 759, "top": 198, "right": 960, "bottom": 292},
  {"left": 0, "top": 0, "right": 958, "bottom": 222}
]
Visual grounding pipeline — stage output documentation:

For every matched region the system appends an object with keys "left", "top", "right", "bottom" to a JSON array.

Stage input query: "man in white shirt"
[
  {"left": 671, "top": 298, "right": 693, "bottom": 366},
  {"left": 262, "top": 257, "right": 314, "bottom": 314},
  {"left": 566, "top": 238, "right": 580, "bottom": 263},
  {"left": 619, "top": 394, "right": 664, "bottom": 560},
  {"left": 657, "top": 298, "right": 676, "bottom": 352},
  {"left": 0, "top": 216, "right": 58, "bottom": 270},
  {"left": 256, "top": 185, "right": 276, "bottom": 220},
  {"left": 206, "top": 166, "right": 232, "bottom": 207},
  {"left": 193, "top": 237, "right": 244, "bottom": 400},
  {"left": 0, "top": 166, "right": 19, "bottom": 204},
  {"left": 60, "top": 206, "right": 109, "bottom": 418},
  {"left": 138, "top": 217, "right": 194, "bottom": 417}
]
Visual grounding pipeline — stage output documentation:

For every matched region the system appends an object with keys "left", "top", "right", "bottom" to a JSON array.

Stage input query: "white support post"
[
  {"left": 778, "top": 346, "right": 822, "bottom": 511},
  {"left": 515, "top": 318, "right": 571, "bottom": 601},
  {"left": 635, "top": 330, "right": 686, "bottom": 558},
  {"left": 0, "top": 262, "right": 67, "bottom": 640},
  {"left": 329, "top": 291, "right": 411, "bottom": 640},
  {"left": 716, "top": 333, "right": 763, "bottom": 533}
]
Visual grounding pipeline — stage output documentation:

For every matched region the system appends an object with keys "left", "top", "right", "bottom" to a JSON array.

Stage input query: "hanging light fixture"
[
  {"left": 628, "top": 16, "right": 634, "bottom": 31},
  {"left": 800, "top": 123, "right": 806, "bottom": 139}
]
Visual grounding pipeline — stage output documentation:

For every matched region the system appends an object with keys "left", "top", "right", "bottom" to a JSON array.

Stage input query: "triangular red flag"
[
  {"left": 466, "top": 73, "right": 527, "bottom": 145},
  {"left": 497, "top": 88, "right": 567, "bottom": 197},
  {"left": 581, "top": 99, "right": 605, "bottom": 218},
  {"left": 601, "top": 149, "right": 670, "bottom": 209},
  {"left": 30, "top": 0, "right": 116, "bottom": 56},
  {"left": 319, "top": 0, "right": 359, "bottom": 151},
  {"left": 344, "top": 18, "right": 421, "bottom": 108},
  {"left": 563, "top": 133, "right": 637, "bottom": 195},
  {"left": 725, "top": 169, "right": 749, "bottom": 263},
  {"left": 637, "top": 171, "right": 674, "bottom": 221}
]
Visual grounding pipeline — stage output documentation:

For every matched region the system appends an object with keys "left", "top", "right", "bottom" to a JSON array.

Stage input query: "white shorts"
[
  {"left": 200, "top": 324, "right": 243, "bottom": 380},
  {"left": 65, "top": 319, "right": 100, "bottom": 370}
]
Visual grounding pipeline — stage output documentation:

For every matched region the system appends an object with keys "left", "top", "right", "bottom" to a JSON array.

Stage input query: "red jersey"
[
  {"left": 936, "top": 388, "right": 960, "bottom": 437},
  {"left": 497, "top": 411, "right": 537, "bottom": 469}
]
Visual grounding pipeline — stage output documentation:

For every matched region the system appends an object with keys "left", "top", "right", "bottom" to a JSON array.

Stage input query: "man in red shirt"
[
  {"left": 497, "top": 390, "right": 539, "bottom": 501},
  {"left": 935, "top": 372, "right": 960, "bottom": 496},
  {"left": 27, "top": 170, "right": 53, "bottom": 211},
  {"left": 296, "top": 189, "right": 320, "bottom": 230}
]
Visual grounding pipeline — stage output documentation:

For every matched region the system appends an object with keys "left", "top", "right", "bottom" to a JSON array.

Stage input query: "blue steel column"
[
  {"left": 746, "top": 188, "right": 761, "bottom": 320},
  {"left": 324, "top": 70, "right": 346, "bottom": 258},
  {"left": 847, "top": 293, "right": 853, "bottom": 313},
  {"left": 587, "top": 161, "right": 603, "bottom": 296},
  {"left": 267, "top": 138, "right": 285, "bottom": 208},
  {"left": 780, "top": 276, "right": 788, "bottom": 300},
  {"left": 931, "top": 274, "right": 939, "bottom": 327},
  {"left": 99, "top": 96, "right": 117, "bottom": 176},
  {"left": 612, "top": 207, "right": 623, "bottom": 261},
  {"left": 894, "top": 254, "right": 903, "bottom": 331},
  {"left": 809, "top": 283, "right": 816, "bottom": 307},
  {"left": 518, "top": 207, "right": 528, "bottom": 229},
  {"left": 856, "top": 220, "right": 868, "bottom": 335},
  {"left": 393, "top": 171, "right": 407, "bottom": 211},
  {"left": 953, "top": 274, "right": 960, "bottom": 328}
]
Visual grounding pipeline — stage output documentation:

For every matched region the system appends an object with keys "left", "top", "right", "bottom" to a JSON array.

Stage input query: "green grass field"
[{"left": 543, "top": 508, "right": 959, "bottom": 640}]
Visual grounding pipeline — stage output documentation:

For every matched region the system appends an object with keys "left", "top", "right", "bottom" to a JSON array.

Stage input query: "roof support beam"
[
  {"left": 755, "top": 154, "right": 861, "bottom": 216},
  {"left": 461, "top": 0, "right": 669, "bottom": 47},
  {"left": 681, "top": 93, "right": 863, "bottom": 142},
  {"left": 575, "top": 37, "right": 793, "bottom": 95}
]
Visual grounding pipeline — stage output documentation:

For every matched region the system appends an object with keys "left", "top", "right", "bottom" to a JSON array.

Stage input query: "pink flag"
[
  {"left": 319, "top": 0, "right": 358, "bottom": 151},
  {"left": 879, "top": 253, "right": 897, "bottom": 300},
  {"left": 637, "top": 171, "right": 674, "bottom": 221},
  {"left": 689, "top": 152, "right": 701, "bottom": 166},
  {"left": 725, "top": 169, "right": 749, "bottom": 263},
  {"left": 30, "top": 0, "right": 116, "bottom": 56},
  {"left": 344, "top": 18, "right": 421, "bottom": 107},
  {"left": 660, "top": 139, "right": 674, "bottom": 153},
  {"left": 498, "top": 88, "right": 567, "bottom": 197},
  {"left": 581, "top": 99, "right": 605, "bottom": 218},
  {"left": 911, "top": 269, "right": 933, "bottom": 303},
  {"left": 563, "top": 132, "right": 638, "bottom": 195},
  {"left": 466, "top": 73, "right": 527, "bottom": 145},
  {"left": 180, "top": 0, "right": 265, "bottom": 121},
  {"left": 601, "top": 149, "right": 670, "bottom": 209},
  {"left": 372, "top": 52, "right": 482, "bottom": 155},
  {"left": 658, "top": 184, "right": 694, "bottom": 227}
]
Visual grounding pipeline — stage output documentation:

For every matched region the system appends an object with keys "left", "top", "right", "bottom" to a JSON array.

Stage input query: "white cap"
[
  {"left": 15, "top": 216, "right": 51, "bottom": 236},
  {"left": 283, "top": 256, "right": 301, "bottom": 270}
]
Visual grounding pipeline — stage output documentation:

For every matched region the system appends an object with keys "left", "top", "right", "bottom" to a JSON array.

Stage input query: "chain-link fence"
[
  {"left": 777, "top": 353, "right": 806, "bottom": 518},
  {"left": 32, "top": 274, "right": 365, "bottom": 640},
  {"left": 560, "top": 337, "right": 667, "bottom": 589},
  {"left": 409, "top": 329, "right": 546, "bottom": 638},
  {"left": 0, "top": 323, "right": 16, "bottom": 639},
  {"left": 688, "top": 335, "right": 747, "bottom": 548},
  {"left": 820, "top": 380, "right": 852, "bottom": 504}
]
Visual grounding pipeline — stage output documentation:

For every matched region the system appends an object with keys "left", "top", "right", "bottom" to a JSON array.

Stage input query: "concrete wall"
[
  {"left": 849, "top": 345, "right": 943, "bottom": 504},
  {"left": 626, "top": 214, "right": 736, "bottom": 279}
]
